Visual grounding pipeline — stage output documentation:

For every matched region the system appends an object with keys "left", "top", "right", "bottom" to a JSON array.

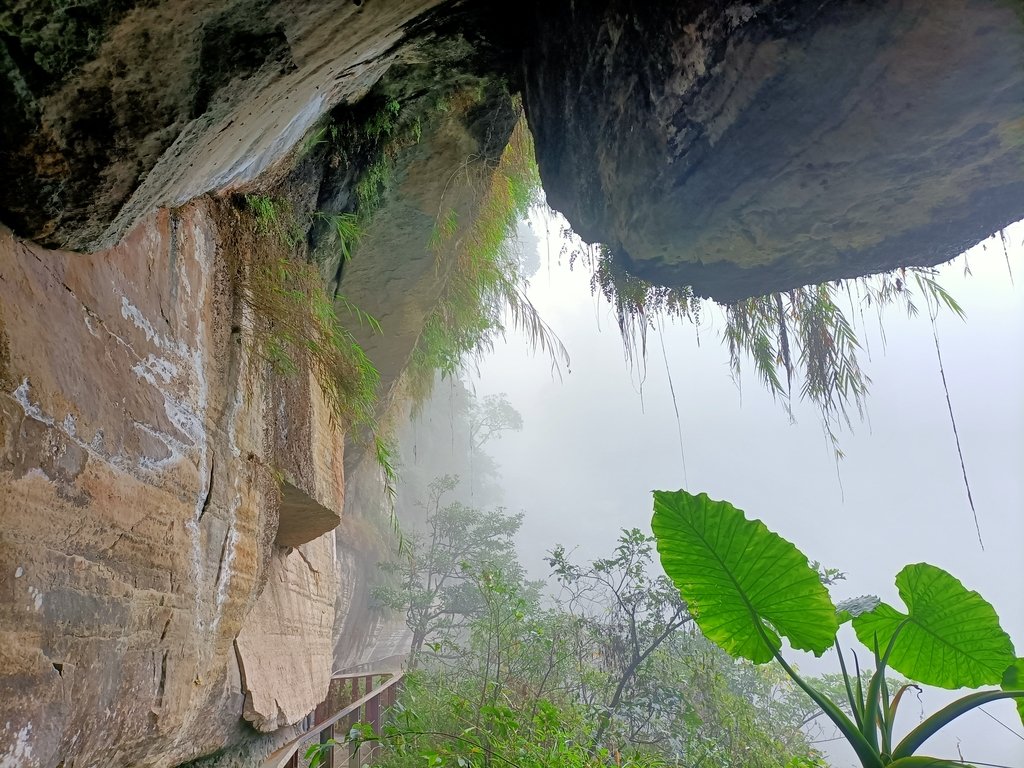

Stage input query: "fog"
[{"left": 446, "top": 212, "right": 1024, "bottom": 766}]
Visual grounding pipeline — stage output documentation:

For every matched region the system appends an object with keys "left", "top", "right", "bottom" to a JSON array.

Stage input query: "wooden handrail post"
[
  {"left": 319, "top": 722, "right": 335, "bottom": 768},
  {"left": 365, "top": 687, "right": 380, "bottom": 762}
]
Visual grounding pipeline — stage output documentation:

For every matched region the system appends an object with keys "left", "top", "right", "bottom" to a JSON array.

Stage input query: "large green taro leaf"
[
  {"left": 1001, "top": 658, "right": 1024, "bottom": 726},
  {"left": 652, "top": 490, "right": 837, "bottom": 664},
  {"left": 852, "top": 563, "right": 1015, "bottom": 690}
]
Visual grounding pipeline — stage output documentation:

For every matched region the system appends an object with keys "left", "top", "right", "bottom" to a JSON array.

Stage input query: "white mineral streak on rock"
[
  {"left": 0, "top": 723, "right": 34, "bottom": 768},
  {"left": 181, "top": 219, "right": 212, "bottom": 637},
  {"left": 13, "top": 380, "right": 54, "bottom": 426},
  {"left": 131, "top": 354, "right": 179, "bottom": 386},
  {"left": 211, "top": 493, "right": 243, "bottom": 636}
]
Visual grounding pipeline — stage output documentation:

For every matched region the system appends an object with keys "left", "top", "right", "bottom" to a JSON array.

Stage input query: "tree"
[
  {"left": 324, "top": 528, "right": 823, "bottom": 768},
  {"left": 373, "top": 475, "right": 523, "bottom": 667},
  {"left": 467, "top": 392, "right": 522, "bottom": 498},
  {"left": 546, "top": 528, "right": 691, "bottom": 748},
  {"left": 468, "top": 392, "right": 524, "bottom": 451}
]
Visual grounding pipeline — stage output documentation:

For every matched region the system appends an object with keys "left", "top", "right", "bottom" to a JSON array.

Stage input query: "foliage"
[
  {"left": 468, "top": 393, "right": 524, "bottom": 451},
  {"left": 651, "top": 492, "right": 836, "bottom": 663},
  {"left": 572, "top": 244, "right": 965, "bottom": 459},
  {"left": 331, "top": 530, "right": 822, "bottom": 768},
  {"left": 356, "top": 154, "right": 394, "bottom": 213},
  {"left": 364, "top": 95, "right": 402, "bottom": 142},
  {"left": 547, "top": 529, "right": 691, "bottom": 746},
  {"left": 301, "top": 93, "right": 567, "bottom": 409},
  {"left": 651, "top": 489, "right": 1024, "bottom": 768},
  {"left": 373, "top": 475, "right": 525, "bottom": 667},
  {"left": 233, "top": 224, "right": 380, "bottom": 433},
  {"left": 464, "top": 392, "right": 523, "bottom": 498},
  {"left": 316, "top": 91, "right": 423, "bottom": 226},
  {"left": 578, "top": 244, "right": 702, "bottom": 369},
  {"left": 311, "top": 210, "right": 363, "bottom": 263},
  {"left": 237, "top": 195, "right": 405, "bottom": 520},
  {"left": 298, "top": 119, "right": 340, "bottom": 157},
  {"left": 245, "top": 194, "right": 304, "bottom": 248},
  {"left": 643, "top": 632, "right": 830, "bottom": 767},
  {"left": 407, "top": 116, "right": 569, "bottom": 404}
]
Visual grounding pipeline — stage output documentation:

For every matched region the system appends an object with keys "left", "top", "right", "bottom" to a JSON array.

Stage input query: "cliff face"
[
  {"left": 522, "top": 0, "right": 1024, "bottom": 300},
  {"left": 0, "top": 0, "right": 445, "bottom": 251},
  {"left": 2, "top": 1, "right": 1023, "bottom": 766},
  {"left": 0, "top": 201, "right": 344, "bottom": 766},
  {"left": 0, "top": 3, "right": 518, "bottom": 762}
]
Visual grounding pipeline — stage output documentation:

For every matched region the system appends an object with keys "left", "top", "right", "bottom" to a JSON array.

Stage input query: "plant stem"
[{"left": 892, "top": 690, "right": 1024, "bottom": 760}]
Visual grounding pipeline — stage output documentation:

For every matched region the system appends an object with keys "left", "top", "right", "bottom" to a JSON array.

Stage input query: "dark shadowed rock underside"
[{"left": 522, "top": 0, "right": 1024, "bottom": 301}]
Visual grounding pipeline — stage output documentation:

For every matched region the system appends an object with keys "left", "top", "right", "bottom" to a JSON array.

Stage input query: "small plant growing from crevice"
[
  {"left": 650, "top": 489, "right": 1024, "bottom": 768},
  {"left": 245, "top": 194, "right": 304, "bottom": 248},
  {"left": 364, "top": 95, "right": 401, "bottom": 142},
  {"left": 311, "top": 211, "right": 363, "bottom": 263},
  {"left": 311, "top": 92, "right": 425, "bottom": 229},
  {"left": 246, "top": 194, "right": 364, "bottom": 265},
  {"left": 354, "top": 155, "right": 393, "bottom": 214}
]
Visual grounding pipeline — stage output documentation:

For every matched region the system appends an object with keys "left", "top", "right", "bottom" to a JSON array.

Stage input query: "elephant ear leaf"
[
  {"left": 852, "top": 563, "right": 1015, "bottom": 689},
  {"left": 652, "top": 490, "right": 837, "bottom": 664},
  {"left": 1002, "top": 658, "right": 1024, "bottom": 726}
]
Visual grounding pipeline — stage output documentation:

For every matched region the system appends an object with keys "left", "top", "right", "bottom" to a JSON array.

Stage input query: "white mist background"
[{"left": 465, "top": 212, "right": 1024, "bottom": 767}]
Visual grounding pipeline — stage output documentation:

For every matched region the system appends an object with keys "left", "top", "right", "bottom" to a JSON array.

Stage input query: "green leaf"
[
  {"left": 852, "top": 563, "right": 1015, "bottom": 689},
  {"left": 651, "top": 490, "right": 837, "bottom": 663},
  {"left": 1002, "top": 658, "right": 1024, "bottom": 726},
  {"left": 893, "top": 688, "right": 1024, "bottom": 759}
]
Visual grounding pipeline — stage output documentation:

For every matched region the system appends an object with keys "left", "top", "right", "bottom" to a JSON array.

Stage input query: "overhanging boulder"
[{"left": 522, "top": 0, "right": 1024, "bottom": 301}]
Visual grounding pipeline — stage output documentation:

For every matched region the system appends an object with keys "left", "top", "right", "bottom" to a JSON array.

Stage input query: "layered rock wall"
[
  {"left": 0, "top": 13, "right": 519, "bottom": 761},
  {"left": 0, "top": 201, "right": 346, "bottom": 766}
]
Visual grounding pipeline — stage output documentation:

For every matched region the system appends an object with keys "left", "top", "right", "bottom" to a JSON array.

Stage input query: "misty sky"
[{"left": 462, "top": 211, "right": 1024, "bottom": 767}]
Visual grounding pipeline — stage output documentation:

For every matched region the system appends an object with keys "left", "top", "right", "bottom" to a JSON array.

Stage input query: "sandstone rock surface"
[
  {"left": 236, "top": 538, "right": 337, "bottom": 733},
  {"left": 0, "top": 201, "right": 345, "bottom": 767}
]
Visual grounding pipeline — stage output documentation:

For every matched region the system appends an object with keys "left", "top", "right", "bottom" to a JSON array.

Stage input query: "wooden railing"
[{"left": 262, "top": 671, "right": 405, "bottom": 768}]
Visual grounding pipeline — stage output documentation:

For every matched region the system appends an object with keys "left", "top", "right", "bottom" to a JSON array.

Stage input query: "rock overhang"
[{"left": 521, "top": 0, "right": 1024, "bottom": 301}]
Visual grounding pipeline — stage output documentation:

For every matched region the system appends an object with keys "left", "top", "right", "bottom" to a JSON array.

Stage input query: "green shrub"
[{"left": 311, "top": 211, "right": 363, "bottom": 263}]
